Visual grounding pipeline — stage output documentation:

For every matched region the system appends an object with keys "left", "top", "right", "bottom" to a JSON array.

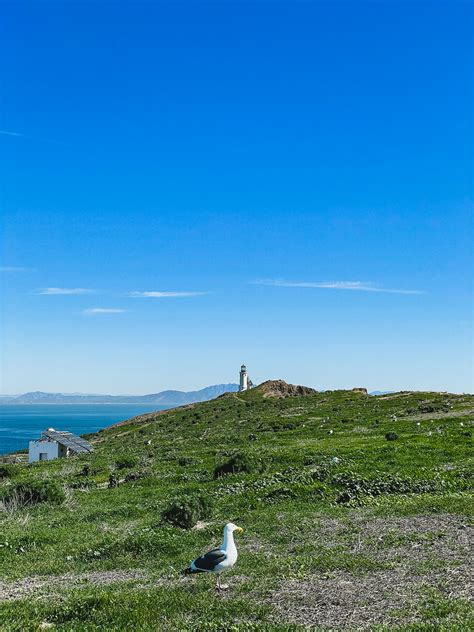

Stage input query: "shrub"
[
  {"left": 5, "top": 480, "right": 65, "bottom": 506},
  {"left": 332, "top": 470, "right": 440, "bottom": 505},
  {"left": 162, "top": 494, "right": 210, "bottom": 529},
  {"left": 213, "top": 451, "right": 266, "bottom": 479},
  {"left": 178, "top": 457, "right": 195, "bottom": 467},
  {"left": 0, "top": 465, "right": 15, "bottom": 479},
  {"left": 418, "top": 404, "right": 436, "bottom": 413},
  {"left": 123, "top": 471, "right": 145, "bottom": 483},
  {"left": 115, "top": 455, "right": 139, "bottom": 470},
  {"left": 385, "top": 432, "right": 398, "bottom": 441},
  {"left": 310, "top": 466, "right": 331, "bottom": 481},
  {"left": 161, "top": 451, "right": 177, "bottom": 462},
  {"left": 68, "top": 478, "right": 97, "bottom": 490},
  {"left": 264, "top": 487, "right": 296, "bottom": 502}
]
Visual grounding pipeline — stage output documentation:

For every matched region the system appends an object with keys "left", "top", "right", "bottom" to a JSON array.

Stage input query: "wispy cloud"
[
  {"left": 0, "top": 129, "right": 68, "bottom": 146},
  {"left": 1, "top": 266, "right": 35, "bottom": 273},
  {"left": 128, "top": 291, "right": 207, "bottom": 298},
  {"left": 251, "top": 279, "right": 424, "bottom": 295},
  {"left": 83, "top": 308, "right": 126, "bottom": 315},
  {"left": 82, "top": 307, "right": 127, "bottom": 316},
  {"left": 35, "top": 287, "right": 97, "bottom": 295},
  {"left": 0, "top": 130, "right": 26, "bottom": 138}
]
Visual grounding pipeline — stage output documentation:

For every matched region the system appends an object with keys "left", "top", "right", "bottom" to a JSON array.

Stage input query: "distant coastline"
[
  {"left": 0, "top": 384, "right": 241, "bottom": 455},
  {"left": 0, "top": 403, "right": 173, "bottom": 455},
  {"left": 0, "top": 383, "right": 239, "bottom": 406},
  {"left": 0, "top": 402, "right": 193, "bottom": 406}
]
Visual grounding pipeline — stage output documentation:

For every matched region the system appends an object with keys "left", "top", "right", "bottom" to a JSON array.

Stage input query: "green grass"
[{"left": 1, "top": 387, "right": 472, "bottom": 630}]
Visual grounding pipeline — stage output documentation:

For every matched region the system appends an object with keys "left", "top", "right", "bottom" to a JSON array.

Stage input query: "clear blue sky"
[{"left": 1, "top": 1, "right": 472, "bottom": 394}]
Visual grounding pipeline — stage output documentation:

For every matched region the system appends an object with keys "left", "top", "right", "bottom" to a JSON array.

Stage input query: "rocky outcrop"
[
  {"left": 254, "top": 380, "right": 317, "bottom": 398},
  {"left": 352, "top": 387, "right": 368, "bottom": 394}
]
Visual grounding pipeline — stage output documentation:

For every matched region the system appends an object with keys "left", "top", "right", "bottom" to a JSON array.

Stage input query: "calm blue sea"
[{"left": 0, "top": 404, "right": 171, "bottom": 455}]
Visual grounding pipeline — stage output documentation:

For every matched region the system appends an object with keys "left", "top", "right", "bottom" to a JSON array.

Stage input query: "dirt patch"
[
  {"left": 269, "top": 513, "right": 473, "bottom": 629},
  {"left": 373, "top": 393, "right": 415, "bottom": 400},
  {"left": 192, "top": 520, "right": 211, "bottom": 530},
  {"left": 269, "top": 564, "right": 471, "bottom": 629},
  {"left": 313, "top": 513, "right": 472, "bottom": 564},
  {"left": 0, "top": 570, "right": 148, "bottom": 601},
  {"left": 404, "top": 409, "right": 474, "bottom": 421}
]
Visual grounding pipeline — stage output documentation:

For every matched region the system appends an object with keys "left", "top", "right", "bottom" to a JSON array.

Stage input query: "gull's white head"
[{"left": 224, "top": 522, "right": 244, "bottom": 534}]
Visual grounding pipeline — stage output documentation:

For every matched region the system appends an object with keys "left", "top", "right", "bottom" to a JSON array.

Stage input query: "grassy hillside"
[{"left": 1, "top": 383, "right": 473, "bottom": 631}]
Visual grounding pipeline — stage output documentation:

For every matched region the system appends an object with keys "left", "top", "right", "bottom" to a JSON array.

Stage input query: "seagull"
[{"left": 183, "top": 522, "right": 243, "bottom": 590}]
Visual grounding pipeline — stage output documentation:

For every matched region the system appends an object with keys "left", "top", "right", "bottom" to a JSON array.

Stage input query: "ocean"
[{"left": 0, "top": 404, "right": 172, "bottom": 455}]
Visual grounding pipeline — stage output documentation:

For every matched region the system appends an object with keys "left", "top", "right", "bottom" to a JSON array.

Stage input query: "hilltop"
[
  {"left": 1, "top": 382, "right": 472, "bottom": 630},
  {"left": 251, "top": 379, "right": 317, "bottom": 398}
]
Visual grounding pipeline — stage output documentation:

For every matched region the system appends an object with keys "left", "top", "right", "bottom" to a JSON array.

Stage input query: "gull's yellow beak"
[{"left": 235, "top": 526, "right": 244, "bottom": 533}]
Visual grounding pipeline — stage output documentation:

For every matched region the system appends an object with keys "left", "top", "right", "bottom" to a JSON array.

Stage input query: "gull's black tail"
[{"left": 182, "top": 566, "right": 205, "bottom": 575}]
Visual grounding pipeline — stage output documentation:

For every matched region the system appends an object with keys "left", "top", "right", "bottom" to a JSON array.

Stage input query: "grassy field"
[{"left": 1, "top": 382, "right": 473, "bottom": 630}]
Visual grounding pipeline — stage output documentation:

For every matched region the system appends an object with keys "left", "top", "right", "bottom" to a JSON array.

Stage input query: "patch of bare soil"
[
  {"left": 404, "top": 409, "right": 474, "bottom": 421},
  {"left": 0, "top": 570, "right": 148, "bottom": 601},
  {"left": 269, "top": 514, "right": 473, "bottom": 630},
  {"left": 270, "top": 564, "right": 471, "bottom": 630},
  {"left": 373, "top": 393, "right": 414, "bottom": 400}
]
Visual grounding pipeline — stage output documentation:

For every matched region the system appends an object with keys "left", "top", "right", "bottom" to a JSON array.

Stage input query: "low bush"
[
  {"left": 115, "top": 455, "right": 139, "bottom": 470},
  {"left": 4, "top": 480, "right": 65, "bottom": 506},
  {"left": 68, "top": 478, "right": 97, "bottom": 490},
  {"left": 123, "top": 471, "right": 146, "bottom": 483},
  {"left": 213, "top": 451, "right": 266, "bottom": 478},
  {"left": 385, "top": 432, "right": 399, "bottom": 441},
  {"left": 161, "top": 494, "right": 211, "bottom": 529},
  {"left": 161, "top": 451, "right": 177, "bottom": 462},
  {"left": 332, "top": 470, "right": 441, "bottom": 505},
  {"left": 0, "top": 464, "right": 15, "bottom": 479},
  {"left": 178, "top": 456, "right": 196, "bottom": 467},
  {"left": 264, "top": 487, "right": 296, "bottom": 502}
]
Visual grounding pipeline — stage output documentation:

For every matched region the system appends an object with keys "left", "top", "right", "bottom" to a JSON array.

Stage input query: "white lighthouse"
[{"left": 239, "top": 364, "right": 250, "bottom": 392}]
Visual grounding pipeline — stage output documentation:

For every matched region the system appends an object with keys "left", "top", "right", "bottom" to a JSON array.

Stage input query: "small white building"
[
  {"left": 29, "top": 428, "right": 94, "bottom": 463},
  {"left": 239, "top": 364, "right": 253, "bottom": 392}
]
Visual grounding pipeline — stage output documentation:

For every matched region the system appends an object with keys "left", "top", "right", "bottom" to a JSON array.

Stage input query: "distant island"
[{"left": 0, "top": 384, "right": 239, "bottom": 406}]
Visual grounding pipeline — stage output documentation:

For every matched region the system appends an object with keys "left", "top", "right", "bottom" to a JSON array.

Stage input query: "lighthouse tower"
[{"left": 239, "top": 364, "right": 249, "bottom": 392}]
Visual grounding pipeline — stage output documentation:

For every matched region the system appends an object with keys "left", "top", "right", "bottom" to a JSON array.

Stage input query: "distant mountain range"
[
  {"left": 369, "top": 391, "right": 395, "bottom": 396},
  {"left": 0, "top": 384, "right": 240, "bottom": 405}
]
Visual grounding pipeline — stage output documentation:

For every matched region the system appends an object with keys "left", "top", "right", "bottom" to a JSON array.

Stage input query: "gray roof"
[{"left": 41, "top": 430, "right": 94, "bottom": 453}]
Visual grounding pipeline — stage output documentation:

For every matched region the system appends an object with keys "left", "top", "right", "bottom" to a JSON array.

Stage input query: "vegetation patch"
[
  {"left": 114, "top": 455, "right": 139, "bottom": 470},
  {"left": 161, "top": 494, "right": 211, "bottom": 529},
  {"left": 213, "top": 450, "right": 267, "bottom": 478},
  {"left": 0, "top": 465, "right": 15, "bottom": 479},
  {"left": 2, "top": 480, "right": 65, "bottom": 507}
]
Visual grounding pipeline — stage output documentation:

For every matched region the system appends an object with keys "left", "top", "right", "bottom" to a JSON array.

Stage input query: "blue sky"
[{"left": 0, "top": 1, "right": 472, "bottom": 394}]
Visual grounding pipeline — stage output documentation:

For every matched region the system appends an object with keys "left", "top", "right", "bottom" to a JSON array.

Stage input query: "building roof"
[{"left": 40, "top": 429, "right": 94, "bottom": 453}]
